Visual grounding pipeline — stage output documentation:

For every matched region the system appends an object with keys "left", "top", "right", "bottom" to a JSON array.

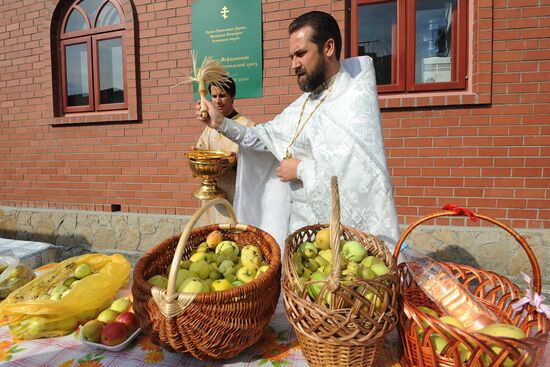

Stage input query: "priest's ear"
[{"left": 323, "top": 38, "right": 336, "bottom": 59}]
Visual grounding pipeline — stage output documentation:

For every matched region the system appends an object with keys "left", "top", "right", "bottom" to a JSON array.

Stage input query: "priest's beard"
[{"left": 297, "top": 56, "right": 327, "bottom": 93}]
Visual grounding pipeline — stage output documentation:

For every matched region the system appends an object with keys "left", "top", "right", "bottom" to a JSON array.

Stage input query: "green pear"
[
  {"left": 303, "top": 258, "right": 320, "bottom": 272},
  {"left": 370, "top": 262, "right": 390, "bottom": 276},
  {"left": 314, "top": 255, "right": 329, "bottom": 267},
  {"left": 361, "top": 255, "right": 383, "bottom": 268},
  {"left": 341, "top": 240, "right": 367, "bottom": 262},
  {"left": 298, "top": 242, "right": 318, "bottom": 259},
  {"left": 318, "top": 249, "right": 332, "bottom": 264},
  {"left": 307, "top": 271, "right": 327, "bottom": 300}
]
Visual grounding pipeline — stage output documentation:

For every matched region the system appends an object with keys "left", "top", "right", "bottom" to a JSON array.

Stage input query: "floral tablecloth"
[{"left": 0, "top": 295, "right": 402, "bottom": 367}]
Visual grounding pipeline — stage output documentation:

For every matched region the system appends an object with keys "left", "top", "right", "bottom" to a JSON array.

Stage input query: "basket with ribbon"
[
  {"left": 394, "top": 205, "right": 549, "bottom": 367},
  {"left": 131, "top": 198, "right": 281, "bottom": 360}
]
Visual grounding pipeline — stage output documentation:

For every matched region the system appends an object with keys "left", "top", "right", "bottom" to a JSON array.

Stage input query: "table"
[{"left": 0, "top": 296, "right": 402, "bottom": 367}]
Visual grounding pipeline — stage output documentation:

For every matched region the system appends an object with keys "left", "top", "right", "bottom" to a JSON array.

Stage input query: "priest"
[{"left": 196, "top": 11, "right": 400, "bottom": 250}]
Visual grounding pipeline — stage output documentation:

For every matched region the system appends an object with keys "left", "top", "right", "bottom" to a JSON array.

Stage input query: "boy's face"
[{"left": 210, "top": 85, "right": 235, "bottom": 117}]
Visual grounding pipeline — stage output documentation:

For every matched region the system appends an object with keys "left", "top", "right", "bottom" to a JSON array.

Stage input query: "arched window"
[{"left": 60, "top": 0, "right": 127, "bottom": 113}]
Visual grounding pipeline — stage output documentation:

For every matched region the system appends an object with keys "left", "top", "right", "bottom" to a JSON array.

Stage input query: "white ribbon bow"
[{"left": 511, "top": 272, "right": 550, "bottom": 320}]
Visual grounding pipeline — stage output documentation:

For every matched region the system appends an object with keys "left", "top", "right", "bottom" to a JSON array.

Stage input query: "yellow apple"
[
  {"left": 211, "top": 278, "right": 233, "bottom": 292},
  {"left": 110, "top": 298, "right": 132, "bottom": 313},
  {"left": 97, "top": 308, "right": 120, "bottom": 323},
  {"left": 178, "top": 277, "right": 209, "bottom": 293},
  {"left": 206, "top": 230, "right": 224, "bottom": 249},
  {"left": 236, "top": 266, "right": 257, "bottom": 283}
]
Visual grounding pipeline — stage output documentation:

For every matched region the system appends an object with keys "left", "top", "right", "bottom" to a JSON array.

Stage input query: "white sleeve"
[{"left": 219, "top": 118, "right": 271, "bottom": 152}]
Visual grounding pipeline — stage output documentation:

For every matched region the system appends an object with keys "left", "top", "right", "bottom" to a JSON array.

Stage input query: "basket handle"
[
  {"left": 151, "top": 198, "right": 244, "bottom": 317},
  {"left": 392, "top": 204, "right": 542, "bottom": 292},
  {"left": 326, "top": 176, "right": 343, "bottom": 291}
]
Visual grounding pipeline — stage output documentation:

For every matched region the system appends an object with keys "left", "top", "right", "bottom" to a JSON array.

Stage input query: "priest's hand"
[
  {"left": 276, "top": 158, "right": 300, "bottom": 182},
  {"left": 195, "top": 97, "right": 224, "bottom": 130}
]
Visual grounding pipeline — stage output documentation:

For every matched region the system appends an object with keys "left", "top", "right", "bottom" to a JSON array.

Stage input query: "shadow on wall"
[{"left": 425, "top": 244, "right": 482, "bottom": 269}]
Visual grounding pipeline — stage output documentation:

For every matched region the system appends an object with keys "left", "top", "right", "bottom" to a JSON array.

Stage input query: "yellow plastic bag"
[{"left": 0, "top": 253, "right": 131, "bottom": 339}]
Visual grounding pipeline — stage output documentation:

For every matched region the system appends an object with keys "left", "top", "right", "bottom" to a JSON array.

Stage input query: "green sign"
[{"left": 192, "top": 0, "right": 263, "bottom": 98}]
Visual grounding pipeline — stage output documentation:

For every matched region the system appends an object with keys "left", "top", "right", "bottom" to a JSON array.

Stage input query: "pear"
[{"left": 313, "top": 228, "right": 331, "bottom": 250}]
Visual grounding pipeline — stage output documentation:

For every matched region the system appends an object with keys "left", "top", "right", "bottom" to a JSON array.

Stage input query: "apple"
[
  {"left": 218, "top": 259, "right": 235, "bottom": 275},
  {"left": 231, "top": 280, "right": 244, "bottom": 288},
  {"left": 50, "top": 285, "right": 69, "bottom": 301},
  {"left": 478, "top": 323, "right": 527, "bottom": 366},
  {"left": 81, "top": 319, "right": 104, "bottom": 343},
  {"left": 101, "top": 321, "right": 128, "bottom": 346},
  {"left": 240, "top": 245, "right": 263, "bottom": 269},
  {"left": 303, "top": 258, "right": 320, "bottom": 272},
  {"left": 189, "top": 260, "right": 210, "bottom": 280},
  {"left": 341, "top": 240, "right": 367, "bottom": 262},
  {"left": 439, "top": 316, "right": 466, "bottom": 330},
  {"left": 97, "top": 308, "right": 120, "bottom": 323},
  {"left": 206, "top": 230, "right": 224, "bottom": 249},
  {"left": 189, "top": 252, "right": 210, "bottom": 263},
  {"left": 110, "top": 298, "right": 132, "bottom": 313},
  {"left": 307, "top": 271, "right": 327, "bottom": 300},
  {"left": 313, "top": 228, "right": 331, "bottom": 250},
  {"left": 215, "top": 241, "right": 240, "bottom": 258},
  {"left": 298, "top": 242, "right": 318, "bottom": 259},
  {"left": 179, "top": 259, "right": 192, "bottom": 270},
  {"left": 417, "top": 306, "right": 439, "bottom": 318},
  {"left": 63, "top": 276, "right": 79, "bottom": 288},
  {"left": 236, "top": 266, "right": 257, "bottom": 283},
  {"left": 116, "top": 311, "right": 139, "bottom": 334},
  {"left": 361, "top": 255, "right": 383, "bottom": 268},
  {"left": 147, "top": 274, "right": 168, "bottom": 289},
  {"left": 211, "top": 278, "right": 233, "bottom": 292},
  {"left": 318, "top": 249, "right": 332, "bottom": 263},
  {"left": 178, "top": 277, "right": 209, "bottom": 293},
  {"left": 256, "top": 264, "right": 269, "bottom": 276},
  {"left": 370, "top": 262, "right": 390, "bottom": 276},
  {"left": 195, "top": 242, "right": 209, "bottom": 253},
  {"left": 365, "top": 291, "right": 383, "bottom": 309},
  {"left": 175, "top": 269, "right": 199, "bottom": 289},
  {"left": 74, "top": 263, "right": 92, "bottom": 279}
]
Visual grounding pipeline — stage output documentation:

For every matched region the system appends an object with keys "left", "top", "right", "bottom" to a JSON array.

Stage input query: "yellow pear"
[{"left": 313, "top": 228, "right": 331, "bottom": 250}]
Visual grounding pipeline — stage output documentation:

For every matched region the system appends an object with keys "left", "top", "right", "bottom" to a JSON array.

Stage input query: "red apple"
[
  {"left": 116, "top": 311, "right": 139, "bottom": 334},
  {"left": 101, "top": 321, "right": 128, "bottom": 346}
]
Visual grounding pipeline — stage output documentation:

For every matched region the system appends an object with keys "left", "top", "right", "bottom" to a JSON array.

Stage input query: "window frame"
[
  {"left": 59, "top": 0, "right": 127, "bottom": 114},
  {"left": 349, "top": 0, "right": 468, "bottom": 95}
]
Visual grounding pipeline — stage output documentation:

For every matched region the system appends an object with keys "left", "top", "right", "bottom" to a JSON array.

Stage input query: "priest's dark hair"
[
  {"left": 288, "top": 11, "right": 342, "bottom": 60},
  {"left": 208, "top": 77, "right": 236, "bottom": 98}
]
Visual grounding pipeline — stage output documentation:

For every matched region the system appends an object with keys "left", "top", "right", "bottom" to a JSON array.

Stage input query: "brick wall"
[{"left": 0, "top": 0, "right": 548, "bottom": 231}]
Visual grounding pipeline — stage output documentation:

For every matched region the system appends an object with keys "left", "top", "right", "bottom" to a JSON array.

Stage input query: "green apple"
[
  {"left": 179, "top": 259, "right": 192, "bottom": 270},
  {"left": 211, "top": 278, "right": 233, "bottom": 292},
  {"left": 50, "top": 285, "right": 69, "bottom": 301},
  {"left": 307, "top": 271, "right": 327, "bottom": 300},
  {"left": 478, "top": 323, "right": 527, "bottom": 366},
  {"left": 97, "top": 308, "right": 120, "bottom": 323},
  {"left": 218, "top": 259, "right": 235, "bottom": 275},
  {"left": 110, "top": 297, "right": 133, "bottom": 313},
  {"left": 298, "top": 242, "right": 318, "bottom": 259},
  {"left": 174, "top": 269, "right": 198, "bottom": 289},
  {"left": 215, "top": 240, "right": 240, "bottom": 258},
  {"left": 318, "top": 249, "right": 332, "bottom": 263},
  {"left": 370, "top": 262, "right": 390, "bottom": 276},
  {"left": 208, "top": 269, "right": 222, "bottom": 280},
  {"left": 63, "top": 276, "right": 79, "bottom": 288},
  {"left": 74, "top": 263, "right": 92, "bottom": 279},
  {"left": 148, "top": 274, "right": 168, "bottom": 289},
  {"left": 313, "top": 227, "right": 331, "bottom": 250},
  {"left": 231, "top": 280, "right": 244, "bottom": 288},
  {"left": 341, "top": 240, "right": 367, "bottom": 262},
  {"left": 303, "top": 258, "right": 320, "bottom": 272},
  {"left": 189, "top": 252, "right": 210, "bottom": 263},
  {"left": 236, "top": 266, "right": 257, "bottom": 283},
  {"left": 361, "top": 255, "right": 383, "bottom": 268},
  {"left": 240, "top": 245, "right": 263, "bottom": 269},
  {"left": 189, "top": 260, "right": 210, "bottom": 280},
  {"left": 178, "top": 277, "right": 209, "bottom": 293},
  {"left": 314, "top": 255, "right": 329, "bottom": 267}
]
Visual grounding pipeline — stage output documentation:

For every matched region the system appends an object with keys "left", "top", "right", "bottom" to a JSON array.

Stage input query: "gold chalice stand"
[{"left": 186, "top": 149, "right": 236, "bottom": 200}]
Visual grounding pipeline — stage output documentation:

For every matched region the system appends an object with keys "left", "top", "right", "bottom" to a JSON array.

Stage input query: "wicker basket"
[
  {"left": 394, "top": 205, "right": 549, "bottom": 367},
  {"left": 282, "top": 177, "right": 399, "bottom": 367},
  {"left": 131, "top": 198, "right": 281, "bottom": 360}
]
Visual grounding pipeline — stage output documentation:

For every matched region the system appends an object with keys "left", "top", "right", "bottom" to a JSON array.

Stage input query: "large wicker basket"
[
  {"left": 394, "top": 205, "right": 549, "bottom": 367},
  {"left": 282, "top": 177, "right": 399, "bottom": 367},
  {"left": 132, "top": 198, "right": 281, "bottom": 360}
]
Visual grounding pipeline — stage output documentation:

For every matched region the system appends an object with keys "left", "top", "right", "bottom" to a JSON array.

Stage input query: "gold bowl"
[{"left": 185, "top": 149, "right": 236, "bottom": 200}]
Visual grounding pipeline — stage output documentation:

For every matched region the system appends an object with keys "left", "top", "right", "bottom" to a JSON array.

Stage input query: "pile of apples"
[
  {"left": 147, "top": 230, "right": 269, "bottom": 293},
  {"left": 414, "top": 306, "right": 528, "bottom": 364},
  {"left": 39, "top": 263, "right": 93, "bottom": 301},
  {"left": 81, "top": 297, "right": 139, "bottom": 346},
  {"left": 292, "top": 227, "right": 390, "bottom": 303}
]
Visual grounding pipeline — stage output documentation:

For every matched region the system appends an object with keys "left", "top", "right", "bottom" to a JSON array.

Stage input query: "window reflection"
[
  {"left": 415, "top": 0, "right": 455, "bottom": 83},
  {"left": 98, "top": 37, "right": 124, "bottom": 104},
  {"left": 65, "top": 43, "right": 89, "bottom": 106},
  {"left": 65, "top": 9, "right": 88, "bottom": 32},
  {"left": 78, "top": 0, "right": 102, "bottom": 22},
  {"left": 358, "top": 2, "right": 397, "bottom": 85},
  {"left": 96, "top": 2, "right": 121, "bottom": 27}
]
